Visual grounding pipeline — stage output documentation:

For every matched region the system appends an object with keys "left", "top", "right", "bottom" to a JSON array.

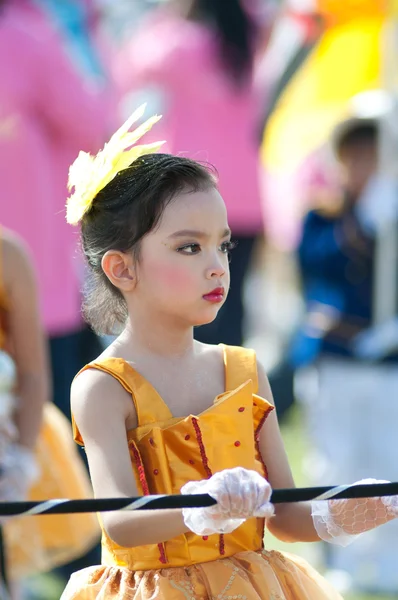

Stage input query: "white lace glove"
[
  {"left": 311, "top": 478, "right": 398, "bottom": 547},
  {"left": 181, "top": 467, "right": 274, "bottom": 536},
  {"left": 0, "top": 443, "right": 40, "bottom": 505}
]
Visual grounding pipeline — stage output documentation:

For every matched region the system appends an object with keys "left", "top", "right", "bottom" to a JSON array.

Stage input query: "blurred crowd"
[{"left": 1, "top": 0, "right": 398, "bottom": 598}]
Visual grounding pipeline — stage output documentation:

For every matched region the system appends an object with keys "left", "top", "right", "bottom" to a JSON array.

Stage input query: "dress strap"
[
  {"left": 222, "top": 344, "right": 258, "bottom": 393},
  {"left": 73, "top": 358, "right": 173, "bottom": 445}
]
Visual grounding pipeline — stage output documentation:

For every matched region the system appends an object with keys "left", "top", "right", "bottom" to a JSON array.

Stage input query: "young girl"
[
  {"left": 0, "top": 227, "right": 100, "bottom": 599},
  {"left": 62, "top": 106, "right": 398, "bottom": 599}
]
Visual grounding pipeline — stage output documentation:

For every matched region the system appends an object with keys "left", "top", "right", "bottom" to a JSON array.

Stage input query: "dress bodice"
[{"left": 73, "top": 345, "right": 274, "bottom": 570}]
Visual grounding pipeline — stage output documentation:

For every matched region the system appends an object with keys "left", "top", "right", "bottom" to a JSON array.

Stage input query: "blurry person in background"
[
  {"left": 0, "top": 1, "right": 116, "bottom": 588},
  {"left": 289, "top": 108, "right": 398, "bottom": 595},
  {"left": 0, "top": 0, "right": 115, "bottom": 424},
  {"left": 114, "top": 0, "right": 275, "bottom": 347},
  {"left": 0, "top": 226, "right": 100, "bottom": 600},
  {"left": 32, "top": 0, "right": 112, "bottom": 84}
]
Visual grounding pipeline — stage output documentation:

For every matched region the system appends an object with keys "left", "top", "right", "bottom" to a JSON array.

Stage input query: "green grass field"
[{"left": 27, "top": 405, "right": 394, "bottom": 600}]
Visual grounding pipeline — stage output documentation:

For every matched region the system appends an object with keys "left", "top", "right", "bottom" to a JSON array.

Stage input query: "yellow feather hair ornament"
[{"left": 66, "top": 104, "right": 165, "bottom": 225}]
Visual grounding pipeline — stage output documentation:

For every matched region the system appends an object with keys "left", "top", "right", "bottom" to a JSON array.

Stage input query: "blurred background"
[{"left": 1, "top": 0, "right": 398, "bottom": 599}]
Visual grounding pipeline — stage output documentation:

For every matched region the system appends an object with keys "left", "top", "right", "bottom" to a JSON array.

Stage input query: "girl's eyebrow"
[{"left": 167, "top": 228, "right": 231, "bottom": 240}]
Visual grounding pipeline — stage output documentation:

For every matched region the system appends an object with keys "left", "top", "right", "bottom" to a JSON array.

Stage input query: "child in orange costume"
[{"left": 0, "top": 227, "right": 100, "bottom": 599}]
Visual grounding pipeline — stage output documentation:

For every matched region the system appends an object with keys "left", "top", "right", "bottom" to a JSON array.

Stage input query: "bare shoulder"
[
  {"left": 70, "top": 366, "right": 141, "bottom": 508},
  {"left": 256, "top": 359, "right": 276, "bottom": 407},
  {"left": 71, "top": 367, "right": 137, "bottom": 435}
]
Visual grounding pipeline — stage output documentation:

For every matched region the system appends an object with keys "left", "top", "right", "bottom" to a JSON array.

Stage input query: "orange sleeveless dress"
[
  {"left": 0, "top": 235, "right": 100, "bottom": 581},
  {"left": 62, "top": 346, "right": 342, "bottom": 599}
]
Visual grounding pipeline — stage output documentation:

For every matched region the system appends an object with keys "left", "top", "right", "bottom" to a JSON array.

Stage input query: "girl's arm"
[
  {"left": 3, "top": 231, "right": 49, "bottom": 449},
  {"left": 71, "top": 369, "right": 190, "bottom": 548},
  {"left": 256, "top": 361, "right": 320, "bottom": 543},
  {"left": 258, "top": 363, "right": 398, "bottom": 544}
]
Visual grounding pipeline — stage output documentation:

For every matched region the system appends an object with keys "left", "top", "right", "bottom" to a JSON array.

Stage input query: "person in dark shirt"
[{"left": 290, "top": 115, "right": 398, "bottom": 595}]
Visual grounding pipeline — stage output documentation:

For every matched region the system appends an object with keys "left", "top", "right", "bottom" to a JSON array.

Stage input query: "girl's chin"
[{"left": 192, "top": 311, "right": 221, "bottom": 328}]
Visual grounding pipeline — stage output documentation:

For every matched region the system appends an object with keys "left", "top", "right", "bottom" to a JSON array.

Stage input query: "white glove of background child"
[
  {"left": 181, "top": 466, "right": 274, "bottom": 536},
  {"left": 0, "top": 416, "right": 17, "bottom": 462},
  {"left": 0, "top": 443, "right": 39, "bottom": 505},
  {"left": 0, "top": 350, "right": 18, "bottom": 461}
]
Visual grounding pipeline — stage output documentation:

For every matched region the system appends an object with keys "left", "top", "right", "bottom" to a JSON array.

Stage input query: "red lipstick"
[{"left": 203, "top": 287, "right": 225, "bottom": 303}]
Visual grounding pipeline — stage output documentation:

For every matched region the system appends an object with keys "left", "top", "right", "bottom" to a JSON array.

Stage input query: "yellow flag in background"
[
  {"left": 391, "top": 0, "right": 398, "bottom": 15},
  {"left": 261, "top": 2, "right": 389, "bottom": 172},
  {"left": 317, "top": 0, "right": 386, "bottom": 23}
]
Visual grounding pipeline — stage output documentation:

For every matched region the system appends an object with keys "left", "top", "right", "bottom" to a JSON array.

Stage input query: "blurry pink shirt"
[
  {"left": 0, "top": 2, "right": 114, "bottom": 335},
  {"left": 115, "top": 12, "right": 264, "bottom": 234}
]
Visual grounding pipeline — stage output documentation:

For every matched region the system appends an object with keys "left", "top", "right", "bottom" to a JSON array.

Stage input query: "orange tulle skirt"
[{"left": 60, "top": 549, "right": 343, "bottom": 599}]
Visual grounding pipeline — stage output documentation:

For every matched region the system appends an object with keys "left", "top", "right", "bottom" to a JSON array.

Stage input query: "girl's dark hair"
[
  {"left": 190, "top": 0, "right": 256, "bottom": 86},
  {"left": 80, "top": 154, "right": 216, "bottom": 335}
]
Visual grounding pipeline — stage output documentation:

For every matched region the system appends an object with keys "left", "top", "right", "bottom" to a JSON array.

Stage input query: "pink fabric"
[
  {"left": 114, "top": 11, "right": 264, "bottom": 234},
  {"left": 0, "top": 1, "right": 115, "bottom": 335}
]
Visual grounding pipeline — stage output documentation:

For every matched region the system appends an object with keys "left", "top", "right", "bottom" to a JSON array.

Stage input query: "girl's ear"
[{"left": 101, "top": 250, "right": 136, "bottom": 292}]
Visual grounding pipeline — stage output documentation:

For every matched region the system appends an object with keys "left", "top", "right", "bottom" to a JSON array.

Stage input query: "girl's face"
[{"left": 132, "top": 187, "right": 232, "bottom": 327}]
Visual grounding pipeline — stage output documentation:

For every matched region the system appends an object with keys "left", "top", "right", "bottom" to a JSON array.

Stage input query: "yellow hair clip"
[{"left": 66, "top": 104, "right": 165, "bottom": 225}]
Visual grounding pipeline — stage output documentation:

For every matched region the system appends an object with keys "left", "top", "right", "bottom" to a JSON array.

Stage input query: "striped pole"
[{"left": 0, "top": 481, "right": 397, "bottom": 518}]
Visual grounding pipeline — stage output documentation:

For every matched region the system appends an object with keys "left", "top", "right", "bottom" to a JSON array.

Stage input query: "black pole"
[
  {"left": 0, "top": 526, "right": 8, "bottom": 597},
  {"left": 0, "top": 481, "right": 398, "bottom": 516}
]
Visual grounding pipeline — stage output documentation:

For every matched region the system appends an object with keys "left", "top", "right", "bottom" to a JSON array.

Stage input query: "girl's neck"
[{"left": 120, "top": 316, "right": 196, "bottom": 360}]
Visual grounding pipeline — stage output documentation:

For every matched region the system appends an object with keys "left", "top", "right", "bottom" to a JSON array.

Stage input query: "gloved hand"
[
  {"left": 181, "top": 467, "right": 274, "bottom": 536},
  {"left": 0, "top": 443, "right": 39, "bottom": 505},
  {"left": 0, "top": 350, "right": 18, "bottom": 461},
  {"left": 312, "top": 478, "right": 398, "bottom": 547}
]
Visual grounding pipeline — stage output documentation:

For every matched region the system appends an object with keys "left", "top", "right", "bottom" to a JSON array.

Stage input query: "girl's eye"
[
  {"left": 220, "top": 240, "right": 237, "bottom": 254},
  {"left": 176, "top": 240, "right": 237, "bottom": 255},
  {"left": 177, "top": 243, "right": 201, "bottom": 255}
]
